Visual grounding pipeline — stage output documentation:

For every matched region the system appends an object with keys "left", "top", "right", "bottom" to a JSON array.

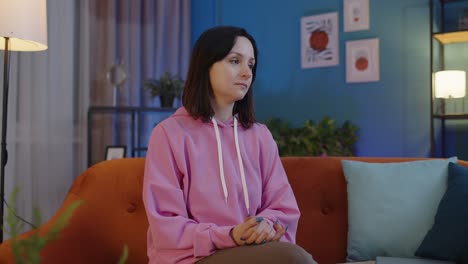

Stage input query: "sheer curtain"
[
  {"left": 87, "top": 0, "right": 191, "bottom": 164},
  {"left": 2, "top": 0, "right": 190, "bottom": 237},
  {"left": 2, "top": 0, "right": 86, "bottom": 237}
]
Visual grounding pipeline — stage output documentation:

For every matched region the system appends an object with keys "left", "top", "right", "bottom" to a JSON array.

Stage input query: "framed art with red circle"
[
  {"left": 345, "top": 38, "right": 380, "bottom": 83},
  {"left": 344, "top": 0, "right": 370, "bottom": 32},
  {"left": 301, "top": 12, "right": 339, "bottom": 69}
]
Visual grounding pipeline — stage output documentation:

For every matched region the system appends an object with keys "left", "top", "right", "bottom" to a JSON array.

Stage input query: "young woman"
[{"left": 143, "top": 26, "right": 315, "bottom": 264}]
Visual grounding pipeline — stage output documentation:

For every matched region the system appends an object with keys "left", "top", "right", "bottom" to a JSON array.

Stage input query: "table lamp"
[
  {"left": 434, "top": 70, "right": 466, "bottom": 114},
  {"left": 435, "top": 70, "right": 466, "bottom": 99},
  {"left": 0, "top": 0, "right": 48, "bottom": 242}
]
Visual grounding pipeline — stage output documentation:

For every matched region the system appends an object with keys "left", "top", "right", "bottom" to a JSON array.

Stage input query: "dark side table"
[{"left": 87, "top": 106, "right": 176, "bottom": 167}]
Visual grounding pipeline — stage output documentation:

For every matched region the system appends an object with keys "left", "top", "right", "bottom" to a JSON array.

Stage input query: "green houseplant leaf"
[
  {"left": 3, "top": 188, "right": 129, "bottom": 264},
  {"left": 4, "top": 188, "right": 82, "bottom": 264},
  {"left": 143, "top": 72, "right": 184, "bottom": 107},
  {"left": 265, "top": 117, "right": 359, "bottom": 157}
]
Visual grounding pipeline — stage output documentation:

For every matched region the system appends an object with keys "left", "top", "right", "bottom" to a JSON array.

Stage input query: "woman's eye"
[
  {"left": 248, "top": 63, "right": 254, "bottom": 69},
  {"left": 229, "top": 58, "right": 240, "bottom": 64}
]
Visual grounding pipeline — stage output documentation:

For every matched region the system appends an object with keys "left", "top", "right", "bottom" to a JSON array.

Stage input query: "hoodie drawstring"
[
  {"left": 211, "top": 117, "right": 250, "bottom": 215},
  {"left": 212, "top": 118, "right": 228, "bottom": 204},
  {"left": 233, "top": 118, "right": 250, "bottom": 214}
]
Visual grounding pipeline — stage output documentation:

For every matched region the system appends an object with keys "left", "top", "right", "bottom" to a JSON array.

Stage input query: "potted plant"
[{"left": 143, "top": 72, "right": 184, "bottom": 108}]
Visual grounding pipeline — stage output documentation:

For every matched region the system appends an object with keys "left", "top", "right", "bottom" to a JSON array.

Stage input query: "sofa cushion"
[
  {"left": 415, "top": 162, "right": 468, "bottom": 263},
  {"left": 342, "top": 158, "right": 456, "bottom": 261}
]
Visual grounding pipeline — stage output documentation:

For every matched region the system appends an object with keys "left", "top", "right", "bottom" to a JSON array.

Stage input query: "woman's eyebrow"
[{"left": 228, "top": 51, "right": 255, "bottom": 61}]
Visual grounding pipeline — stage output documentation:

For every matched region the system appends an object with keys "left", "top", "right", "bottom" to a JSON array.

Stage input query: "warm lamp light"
[
  {"left": 0, "top": 0, "right": 48, "bottom": 51},
  {"left": 0, "top": 0, "right": 48, "bottom": 242},
  {"left": 434, "top": 70, "right": 466, "bottom": 99}
]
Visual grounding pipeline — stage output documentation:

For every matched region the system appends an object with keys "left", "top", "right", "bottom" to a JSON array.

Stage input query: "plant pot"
[{"left": 159, "top": 94, "right": 175, "bottom": 108}]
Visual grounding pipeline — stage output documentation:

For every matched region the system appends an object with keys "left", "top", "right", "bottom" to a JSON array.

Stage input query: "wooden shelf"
[
  {"left": 433, "top": 30, "right": 468, "bottom": 44},
  {"left": 433, "top": 114, "right": 468, "bottom": 119},
  {"left": 441, "top": 0, "right": 468, "bottom": 3}
]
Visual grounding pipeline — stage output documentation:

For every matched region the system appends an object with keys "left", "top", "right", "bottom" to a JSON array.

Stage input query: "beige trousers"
[{"left": 198, "top": 242, "right": 317, "bottom": 264}]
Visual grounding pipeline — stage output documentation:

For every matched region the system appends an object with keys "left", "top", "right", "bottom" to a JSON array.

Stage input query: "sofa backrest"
[
  {"left": 0, "top": 158, "right": 149, "bottom": 264},
  {"left": 282, "top": 156, "right": 468, "bottom": 264},
  {"left": 1, "top": 156, "right": 464, "bottom": 264},
  {"left": 282, "top": 156, "right": 349, "bottom": 264}
]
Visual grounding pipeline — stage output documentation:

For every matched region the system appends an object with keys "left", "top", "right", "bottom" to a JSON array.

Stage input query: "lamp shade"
[
  {"left": 0, "top": 0, "right": 48, "bottom": 51},
  {"left": 435, "top": 70, "right": 466, "bottom": 99}
]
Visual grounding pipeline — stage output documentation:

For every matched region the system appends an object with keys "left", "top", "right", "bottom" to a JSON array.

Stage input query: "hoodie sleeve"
[
  {"left": 142, "top": 124, "right": 236, "bottom": 259},
  {"left": 255, "top": 125, "right": 300, "bottom": 243}
]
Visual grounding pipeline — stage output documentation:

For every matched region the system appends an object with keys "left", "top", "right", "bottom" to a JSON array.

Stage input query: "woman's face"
[{"left": 209, "top": 36, "right": 255, "bottom": 106}]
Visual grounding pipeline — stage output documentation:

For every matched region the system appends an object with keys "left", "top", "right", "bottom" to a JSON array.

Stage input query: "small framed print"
[
  {"left": 346, "top": 38, "right": 379, "bottom": 83},
  {"left": 344, "top": 0, "right": 370, "bottom": 32},
  {"left": 105, "top": 146, "right": 127, "bottom": 160},
  {"left": 301, "top": 12, "right": 339, "bottom": 68}
]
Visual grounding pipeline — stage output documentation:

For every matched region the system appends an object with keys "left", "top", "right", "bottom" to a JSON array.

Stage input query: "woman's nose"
[{"left": 241, "top": 64, "right": 252, "bottom": 79}]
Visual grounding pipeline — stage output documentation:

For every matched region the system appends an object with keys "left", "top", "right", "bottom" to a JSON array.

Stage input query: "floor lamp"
[{"left": 0, "top": 0, "right": 48, "bottom": 242}]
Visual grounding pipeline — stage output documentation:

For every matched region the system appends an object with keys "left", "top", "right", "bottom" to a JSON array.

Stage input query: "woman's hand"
[
  {"left": 231, "top": 216, "right": 276, "bottom": 246},
  {"left": 230, "top": 217, "right": 261, "bottom": 246},
  {"left": 271, "top": 219, "right": 287, "bottom": 241}
]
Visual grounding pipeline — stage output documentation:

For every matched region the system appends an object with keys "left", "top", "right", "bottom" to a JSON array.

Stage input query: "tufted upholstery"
[
  {"left": 0, "top": 156, "right": 465, "bottom": 264},
  {"left": 0, "top": 158, "right": 149, "bottom": 264}
]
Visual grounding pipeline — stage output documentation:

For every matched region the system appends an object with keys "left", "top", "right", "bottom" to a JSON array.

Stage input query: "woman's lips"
[{"left": 235, "top": 83, "right": 248, "bottom": 89}]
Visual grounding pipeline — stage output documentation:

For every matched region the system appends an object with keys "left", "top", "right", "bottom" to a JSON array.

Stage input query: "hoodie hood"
[{"left": 173, "top": 107, "right": 236, "bottom": 127}]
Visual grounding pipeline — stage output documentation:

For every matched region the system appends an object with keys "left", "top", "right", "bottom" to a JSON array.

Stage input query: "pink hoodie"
[{"left": 142, "top": 107, "right": 300, "bottom": 264}]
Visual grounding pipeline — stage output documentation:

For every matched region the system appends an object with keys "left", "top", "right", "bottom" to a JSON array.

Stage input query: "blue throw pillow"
[
  {"left": 415, "top": 162, "right": 468, "bottom": 263},
  {"left": 342, "top": 158, "right": 457, "bottom": 261}
]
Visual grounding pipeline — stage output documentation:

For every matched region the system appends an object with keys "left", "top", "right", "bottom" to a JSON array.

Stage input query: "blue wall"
[{"left": 191, "top": 0, "right": 445, "bottom": 157}]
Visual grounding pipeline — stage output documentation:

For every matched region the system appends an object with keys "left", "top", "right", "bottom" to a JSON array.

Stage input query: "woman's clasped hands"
[{"left": 230, "top": 216, "right": 288, "bottom": 246}]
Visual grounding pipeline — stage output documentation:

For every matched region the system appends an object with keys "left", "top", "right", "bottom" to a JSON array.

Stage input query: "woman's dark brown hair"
[{"left": 182, "top": 26, "right": 258, "bottom": 128}]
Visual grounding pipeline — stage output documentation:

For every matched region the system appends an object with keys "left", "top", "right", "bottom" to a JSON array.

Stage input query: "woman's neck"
[{"left": 211, "top": 99, "right": 234, "bottom": 122}]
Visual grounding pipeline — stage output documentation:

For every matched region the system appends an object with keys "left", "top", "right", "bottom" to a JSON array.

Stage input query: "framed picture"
[
  {"left": 344, "top": 0, "right": 370, "bottom": 32},
  {"left": 346, "top": 38, "right": 379, "bottom": 83},
  {"left": 105, "top": 146, "right": 127, "bottom": 160},
  {"left": 301, "top": 12, "right": 339, "bottom": 69}
]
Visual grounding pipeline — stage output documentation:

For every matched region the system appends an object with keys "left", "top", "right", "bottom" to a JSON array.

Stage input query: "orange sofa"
[{"left": 0, "top": 156, "right": 464, "bottom": 264}]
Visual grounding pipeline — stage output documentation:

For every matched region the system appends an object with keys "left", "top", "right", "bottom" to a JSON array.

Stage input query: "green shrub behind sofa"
[{"left": 265, "top": 117, "right": 359, "bottom": 157}]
